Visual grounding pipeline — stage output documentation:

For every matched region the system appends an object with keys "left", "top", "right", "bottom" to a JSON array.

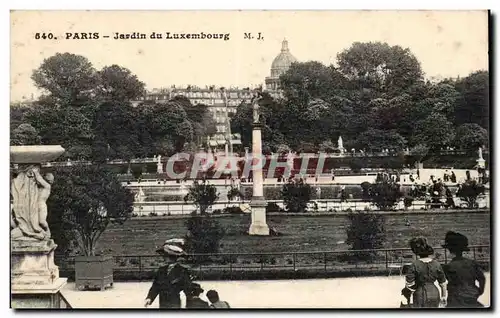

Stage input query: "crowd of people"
[{"left": 401, "top": 232, "right": 486, "bottom": 308}]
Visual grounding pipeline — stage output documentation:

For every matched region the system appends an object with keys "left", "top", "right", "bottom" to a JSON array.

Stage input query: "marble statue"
[
  {"left": 252, "top": 91, "right": 263, "bottom": 124},
  {"left": 11, "top": 165, "right": 54, "bottom": 240},
  {"left": 338, "top": 136, "right": 344, "bottom": 150},
  {"left": 478, "top": 147, "right": 483, "bottom": 160}
]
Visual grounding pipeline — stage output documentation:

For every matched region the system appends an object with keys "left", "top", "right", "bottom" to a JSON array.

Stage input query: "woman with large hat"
[
  {"left": 442, "top": 231, "right": 486, "bottom": 308},
  {"left": 402, "top": 237, "right": 448, "bottom": 308},
  {"left": 144, "top": 239, "right": 193, "bottom": 309}
]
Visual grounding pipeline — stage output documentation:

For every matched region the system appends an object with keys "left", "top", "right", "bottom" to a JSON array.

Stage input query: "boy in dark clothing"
[
  {"left": 145, "top": 241, "right": 193, "bottom": 309},
  {"left": 207, "top": 290, "right": 231, "bottom": 308},
  {"left": 185, "top": 283, "right": 210, "bottom": 309}
]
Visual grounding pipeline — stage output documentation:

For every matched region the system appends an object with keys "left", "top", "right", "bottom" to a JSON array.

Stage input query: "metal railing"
[
  {"left": 58, "top": 245, "right": 490, "bottom": 280},
  {"left": 132, "top": 197, "right": 490, "bottom": 216}
]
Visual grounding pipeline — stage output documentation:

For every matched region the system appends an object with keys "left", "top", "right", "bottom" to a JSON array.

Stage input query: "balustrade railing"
[{"left": 57, "top": 245, "right": 490, "bottom": 280}]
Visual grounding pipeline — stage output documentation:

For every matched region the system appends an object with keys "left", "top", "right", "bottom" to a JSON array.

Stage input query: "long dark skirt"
[{"left": 413, "top": 283, "right": 440, "bottom": 308}]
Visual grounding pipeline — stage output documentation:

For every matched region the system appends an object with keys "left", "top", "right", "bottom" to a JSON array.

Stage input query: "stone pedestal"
[
  {"left": 249, "top": 198, "right": 269, "bottom": 235},
  {"left": 11, "top": 239, "right": 67, "bottom": 308},
  {"left": 248, "top": 124, "right": 269, "bottom": 236}
]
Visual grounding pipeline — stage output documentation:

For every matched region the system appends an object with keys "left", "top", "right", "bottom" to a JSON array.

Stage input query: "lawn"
[{"left": 98, "top": 211, "right": 490, "bottom": 256}]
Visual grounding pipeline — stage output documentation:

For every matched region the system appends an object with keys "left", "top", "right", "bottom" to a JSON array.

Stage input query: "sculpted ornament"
[{"left": 11, "top": 165, "right": 54, "bottom": 241}]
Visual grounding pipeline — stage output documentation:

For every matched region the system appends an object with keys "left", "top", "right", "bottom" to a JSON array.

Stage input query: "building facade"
[{"left": 133, "top": 39, "right": 297, "bottom": 148}]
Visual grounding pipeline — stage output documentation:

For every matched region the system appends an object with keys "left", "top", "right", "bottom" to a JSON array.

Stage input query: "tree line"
[
  {"left": 10, "top": 53, "right": 216, "bottom": 162},
  {"left": 231, "top": 42, "right": 489, "bottom": 158}
]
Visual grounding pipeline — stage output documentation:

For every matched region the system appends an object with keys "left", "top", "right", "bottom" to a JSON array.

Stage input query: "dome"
[{"left": 270, "top": 39, "right": 297, "bottom": 77}]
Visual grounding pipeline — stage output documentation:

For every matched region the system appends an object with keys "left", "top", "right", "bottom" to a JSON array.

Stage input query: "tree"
[
  {"left": 367, "top": 179, "right": 403, "bottom": 210},
  {"left": 456, "top": 180, "right": 485, "bottom": 209},
  {"left": 345, "top": 211, "right": 385, "bottom": 261},
  {"left": 10, "top": 103, "right": 30, "bottom": 131},
  {"left": 280, "top": 62, "right": 346, "bottom": 103},
  {"left": 454, "top": 123, "right": 488, "bottom": 152},
  {"left": 47, "top": 165, "right": 134, "bottom": 256},
  {"left": 454, "top": 71, "right": 489, "bottom": 129},
  {"left": 31, "top": 53, "right": 97, "bottom": 105},
  {"left": 411, "top": 113, "right": 455, "bottom": 152},
  {"left": 25, "top": 105, "right": 94, "bottom": 159},
  {"left": 356, "top": 128, "right": 406, "bottom": 152},
  {"left": 92, "top": 101, "right": 140, "bottom": 161},
  {"left": 410, "top": 144, "right": 429, "bottom": 165},
  {"left": 96, "top": 65, "right": 146, "bottom": 102},
  {"left": 337, "top": 42, "right": 423, "bottom": 96},
  {"left": 184, "top": 179, "right": 219, "bottom": 215},
  {"left": 11, "top": 123, "right": 41, "bottom": 145},
  {"left": 281, "top": 178, "right": 312, "bottom": 212}
]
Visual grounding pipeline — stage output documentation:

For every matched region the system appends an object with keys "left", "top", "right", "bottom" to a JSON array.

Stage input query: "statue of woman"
[{"left": 252, "top": 91, "right": 263, "bottom": 124}]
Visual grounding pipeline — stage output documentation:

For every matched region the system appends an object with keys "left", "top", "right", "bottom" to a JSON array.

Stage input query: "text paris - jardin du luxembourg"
[{"left": 110, "top": 32, "right": 231, "bottom": 40}]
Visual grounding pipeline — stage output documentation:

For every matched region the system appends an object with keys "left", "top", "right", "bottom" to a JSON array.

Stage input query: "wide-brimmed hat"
[
  {"left": 442, "top": 231, "right": 470, "bottom": 252},
  {"left": 156, "top": 239, "right": 187, "bottom": 256}
]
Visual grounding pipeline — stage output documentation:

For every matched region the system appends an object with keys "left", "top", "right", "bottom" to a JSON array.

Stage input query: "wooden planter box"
[{"left": 75, "top": 255, "right": 113, "bottom": 291}]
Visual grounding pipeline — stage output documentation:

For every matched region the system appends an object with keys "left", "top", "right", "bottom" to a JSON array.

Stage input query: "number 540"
[{"left": 34, "top": 33, "right": 55, "bottom": 39}]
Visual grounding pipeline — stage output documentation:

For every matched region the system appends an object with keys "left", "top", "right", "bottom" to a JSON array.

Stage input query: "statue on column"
[
  {"left": 11, "top": 165, "right": 54, "bottom": 240},
  {"left": 251, "top": 89, "right": 263, "bottom": 124}
]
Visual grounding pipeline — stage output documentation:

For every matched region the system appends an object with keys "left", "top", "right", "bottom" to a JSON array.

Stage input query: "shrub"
[
  {"left": 456, "top": 180, "right": 485, "bottom": 208},
  {"left": 403, "top": 196, "right": 414, "bottom": 210},
  {"left": 266, "top": 202, "right": 283, "bottom": 213},
  {"left": 184, "top": 179, "right": 219, "bottom": 215},
  {"left": 265, "top": 187, "right": 283, "bottom": 200},
  {"left": 345, "top": 211, "right": 385, "bottom": 262},
  {"left": 185, "top": 215, "right": 225, "bottom": 258},
  {"left": 212, "top": 209, "right": 222, "bottom": 215},
  {"left": 227, "top": 186, "right": 244, "bottom": 202},
  {"left": 281, "top": 178, "right": 312, "bottom": 212},
  {"left": 368, "top": 179, "right": 403, "bottom": 210},
  {"left": 349, "top": 158, "right": 364, "bottom": 173},
  {"left": 223, "top": 206, "right": 244, "bottom": 214}
]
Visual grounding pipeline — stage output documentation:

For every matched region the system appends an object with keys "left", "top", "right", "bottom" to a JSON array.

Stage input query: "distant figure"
[
  {"left": 417, "top": 169, "right": 420, "bottom": 180},
  {"left": 207, "top": 290, "right": 231, "bottom": 309},
  {"left": 340, "top": 186, "right": 347, "bottom": 202},
  {"left": 185, "top": 283, "right": 210, "bottom": 309},
  {"left": 450, "top": 171, "right": 457, "bottom": 183},
  {"left": 442, "top": 232, "right": 486, "bottom": 308},
  {"left": 444, "top": 185, "right": 455, "bottom": 209},
  {"left": 466, "top": 170, "right": 471, "bottom": 181},
  {"left": 403, "top": 237, "right": 448, "bottom": 308}
]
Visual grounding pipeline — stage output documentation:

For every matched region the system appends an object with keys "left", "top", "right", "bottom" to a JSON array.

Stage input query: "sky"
[{"left": 10, "top": 10, "right": 489, "bottom": 102}]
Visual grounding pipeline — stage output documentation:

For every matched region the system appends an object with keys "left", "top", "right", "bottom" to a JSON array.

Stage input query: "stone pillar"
[
  {"left": 249, "top": 123, "right": 269, "bottom": 236},
  {"left": 10, "top": 145, "right": 68, "bottom": 308}
]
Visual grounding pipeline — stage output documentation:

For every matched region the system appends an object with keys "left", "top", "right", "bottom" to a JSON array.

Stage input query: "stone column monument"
[
  {"left": 10, "top": 145, "right": 68, "bottom": 308},
  {"left": 248, "top": 91, "right": 270, "bottom": 236}
]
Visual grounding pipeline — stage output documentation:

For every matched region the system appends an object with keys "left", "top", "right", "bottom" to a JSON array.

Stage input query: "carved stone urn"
[{"left": 10, "top": 145, "right": 70, "bottom": 308}]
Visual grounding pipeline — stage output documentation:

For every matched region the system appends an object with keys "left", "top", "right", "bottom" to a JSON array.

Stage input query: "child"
[
  {"left": 185, "top": 283, "right": 210, "bottom": 309},
  {"left": 206, "top": 290, "right": 231, "bottom": 308}
]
